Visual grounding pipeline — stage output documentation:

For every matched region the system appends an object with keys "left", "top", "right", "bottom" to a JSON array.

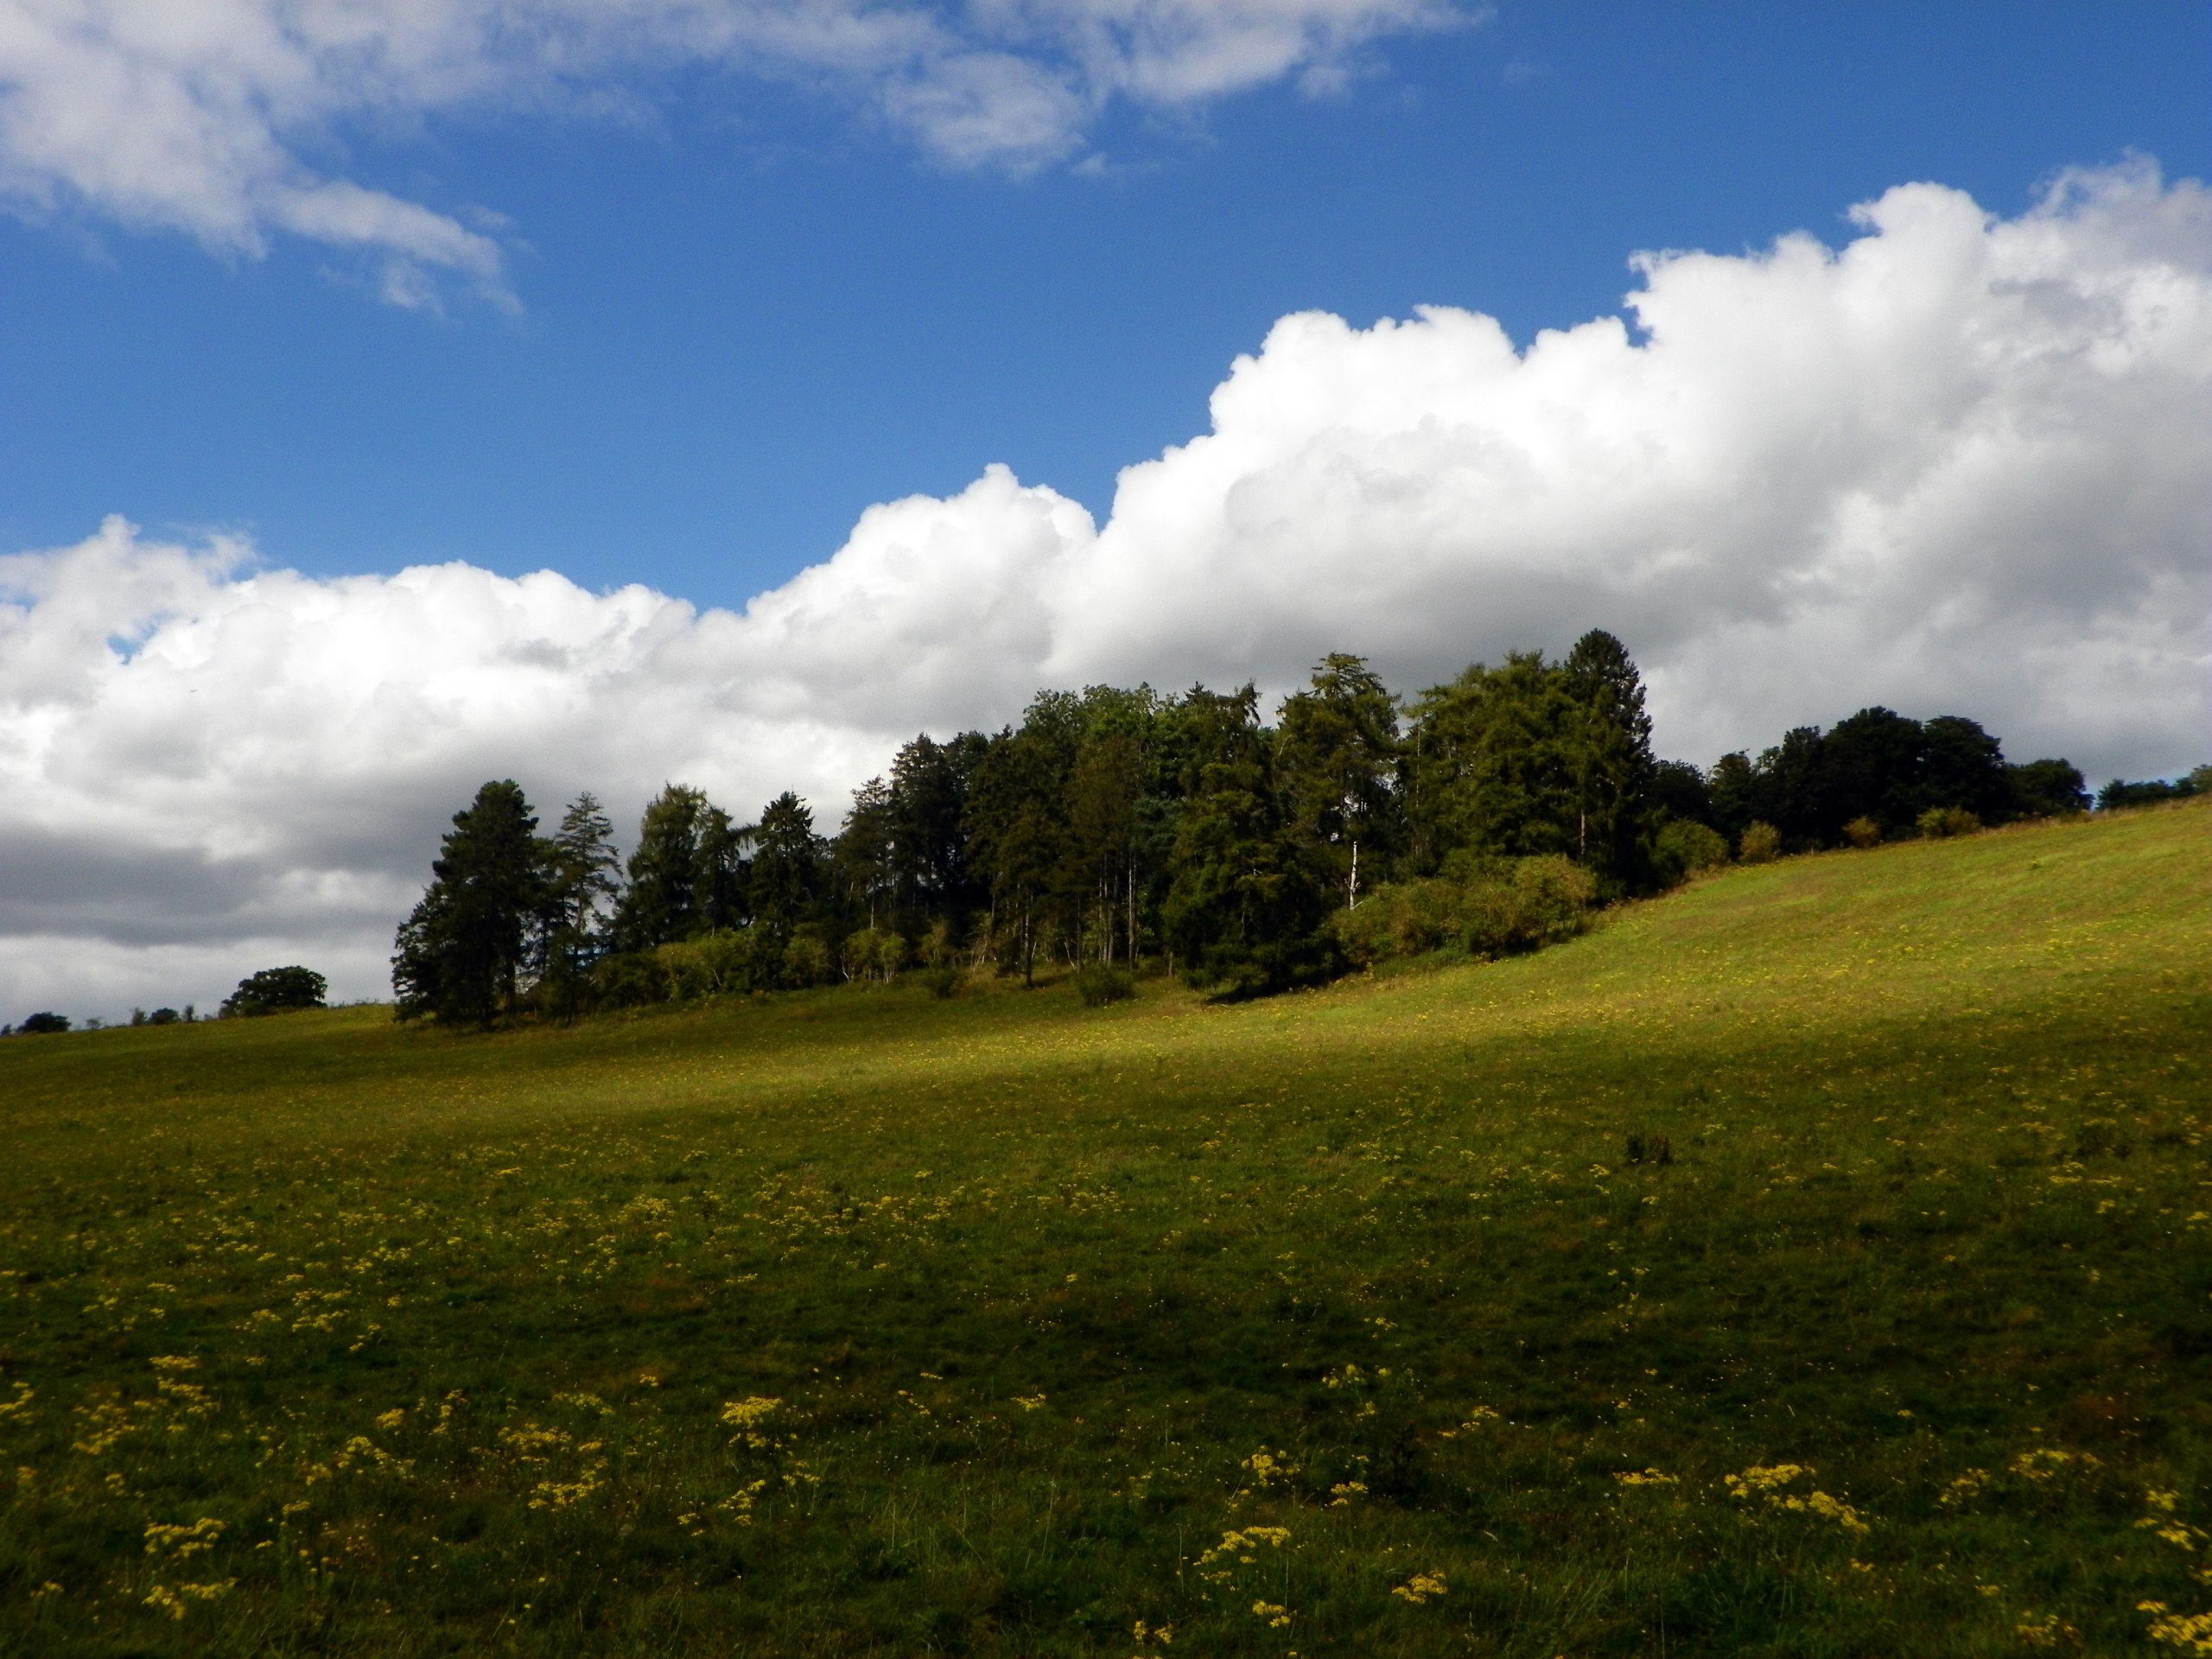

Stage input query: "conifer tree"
[{"left": 392, "top": 780, "right": 547, "bottom": 1027}]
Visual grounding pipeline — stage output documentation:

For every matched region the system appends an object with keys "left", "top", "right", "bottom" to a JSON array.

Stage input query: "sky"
[{"left": 0, "top": 1, "right": 2208, "bottom": 1022}]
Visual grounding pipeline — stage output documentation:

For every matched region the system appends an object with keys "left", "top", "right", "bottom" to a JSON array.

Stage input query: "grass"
[{"left": 1, "top": 801, "right": 2209, "bottom": 1656}]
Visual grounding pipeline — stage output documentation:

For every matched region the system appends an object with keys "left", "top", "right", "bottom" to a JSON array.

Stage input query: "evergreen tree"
[
  {"left": 392, "top": 780, "right": 548, "bottom": 1027},
  {"left": 1162, "top": 685, "right": 1324, "bottom": 994},
  {"left": 833, "top": 777, "right": 897, "bottom": 929},
  {"left": 539, "top": 791, "right": 620, "bottom": 1020},
  {"left": 694, "top": 804, "right": 752, "bottom": 932},
  {"left": 1277, "top": 653, "right": 1402, "bottom": 909},
  {"left": 1560, "top": 629, "right": 1656, "bottom": 884},
  {"left": 615, "top": 785, "right": 708, "bottom": 949},
  {"left": 749, "top": 792, "right": 822, "bottom": 938}
]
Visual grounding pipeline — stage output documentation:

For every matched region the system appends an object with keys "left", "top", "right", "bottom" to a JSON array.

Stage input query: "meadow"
[{"left": 2, "top": 801, "right": 2208, "bottom": 1656}]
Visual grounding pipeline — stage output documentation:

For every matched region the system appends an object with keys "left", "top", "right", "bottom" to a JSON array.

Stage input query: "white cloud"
[
  {"left": 2, "top": 161, "right": 2207, "bottom": 1020},
  {"left": 0, "top": 0, "right": 1459, "bottom": 301}
]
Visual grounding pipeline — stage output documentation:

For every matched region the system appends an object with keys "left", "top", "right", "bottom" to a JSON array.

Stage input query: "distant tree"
[
  {"left": 1649, "top": 760, "right": 1714, "bottom": 829},
  {"left": 1917, "top": 715, "right": 2012, "bottom": 823},
  {"left": 222, "top": 965, "right": 327, "bottom": 1017},
  {"left": 1066, "top": 731, "right": 1144, "bottom": 964},
  {"left": 392, "top": 780, "right": 548, "bottom": 1027},
  {"left": 2005, "top": 758, "right": 2090, "bottom": 818},
  {"left": 1163, "top": 684, "right": 1325, "bottom": 995},
  {"left": 1753, "top": 727, "right": 1833, "bottom": 849},
  {"left": 2097, "top": 773, "right": 2203, "bottom": 810},
  {"left": 17, "top": 1011, "right": 69, "bottom": 1034},
  {"left": 833, "top": 777, "right": 897, "bottom": 929},
  {"left": 888, "top": 732, "right": 989, "bottom": 924},
  {"left": 1821, "top": 708, "right": 1924, "bottom": 835},
  {"left": 1277, "top": 653, "right": 1402, "bottom": 910},
  {"left": 748, "top": 792, "right": 823, "bottom": 938},
  {"left": 539, "top": 791, "right": 622, "bottom": 1020},
  {"left": 147, "top": 1007, "right": 181, "bottom": 1026},
  {"left": 1405, "top": 652, "right": 1578, "bottom": 870},
  {"left": 966, "top": 728, "right": 1065, "bottom": 985},
  {"left": 1707, "top": 751, "right": 1760, "bottom": 845},
  {"left": 615, "top": 785, "right": 707, "bottom": 950},
  {"left": 694, "top": 804, "right": 752, "bottom": 933},
  {"left": 1561, "top": 629, "right": 1657, "bottom": 882}
]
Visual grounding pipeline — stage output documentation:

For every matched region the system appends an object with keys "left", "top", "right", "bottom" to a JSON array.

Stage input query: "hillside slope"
[{"left": 2, "top": 802, "right": 2208, "bottom": 1656}]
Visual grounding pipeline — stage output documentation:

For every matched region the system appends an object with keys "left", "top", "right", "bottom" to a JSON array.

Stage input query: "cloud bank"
[
  {"left": 3, "top": 161, "right": 2208, "bottom": 1018},
  {"left": 0, "top": 0, "right": 1458, "bottom": 302}
]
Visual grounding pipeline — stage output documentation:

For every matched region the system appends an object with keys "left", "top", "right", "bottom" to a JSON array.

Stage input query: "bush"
[
  {"left": 1916, "top": 805, "right": 1980, "bottom": 840},
  {"left": 842, "top": 928, "right": 909, "bottom": 985},
  {"left": 593, "top": 950, "right": 672, "bottom": 1009},
  {"left": 1076, "top": 964, "right": 1135, "bottom": 1006},
  {"left": 16, "top": 1011, "right": 69, "bottom": 1034},
  {"left": 1653, "top": 818, "right": 1731, "bottom": 884},
  {"left": 1841, "top": 816, "right": 1882, "bottom": 849},
  {"left": 918, "top": 965, "right": 961, "bottom": 1000},
  {"left": 221, "top": 966, "right": 327, "bottom": 1018},
  {"left": 782, "top": 934, "right": 832, "bottom": 988},
  {"left": 1738, "top": 822, "right": 1783, "bottom": 864},
  {"left": 1325, "top": 855, "right": 1597, "bottom": 970}
]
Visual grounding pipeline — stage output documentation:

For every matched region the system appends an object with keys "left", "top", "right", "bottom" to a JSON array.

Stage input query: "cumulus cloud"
[
  {"left": 2, "top": 160, "right": 2207, "bottom": 1019},
  {"left": 0, "top": 0, "right": 1457, "bottom": 302}
]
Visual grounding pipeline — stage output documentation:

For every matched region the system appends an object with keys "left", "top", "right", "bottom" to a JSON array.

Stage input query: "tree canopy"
[{"left": 388, "top": 635, "right": 2126, "bottom": 1024}]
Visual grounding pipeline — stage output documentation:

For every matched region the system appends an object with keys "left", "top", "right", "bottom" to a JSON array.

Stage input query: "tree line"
[{"left": 390, "top": 631, "right": 2113, "bottom": 1027}]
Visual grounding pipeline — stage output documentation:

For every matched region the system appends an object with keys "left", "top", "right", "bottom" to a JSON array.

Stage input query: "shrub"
[
  {"left": 1076, "top": 964, "right": 1135, "bottom": 1006},
  {"left": 1653, "top": 818, "right": 1731, "bottom": 884},
  {"left": 1841, "top": 816, "right": 1882, "bottom": 849},
  {"left": 918, "top": 965, "right": 961, "bottom": 1000},
  {"left": 593, "top": 950, "right": 671, "bottom": 1009},
  {"left": 221, "top": 966, "right": 327, "bottom": 1018},
  {"left": 782, "top": 935, "right": 832, "bottom": 988},
  {"left": 1738, "top": 822, "right": 1783, "bottom": 864},
  {"left": 839, "top": 928, "right": 909, "bottom": 985},
  {"left": 16, "top": 1011, "right": 69, "bottom": 1034},
  {"left": 1916, "top": 805, "right": 1980, "bottom": 840},
  {"left": 1325, "top": 855, "right": 1598, "bottom": 970}
]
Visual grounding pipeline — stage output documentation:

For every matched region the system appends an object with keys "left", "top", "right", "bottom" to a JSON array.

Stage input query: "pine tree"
[
  {"left": 539, "top": 791, "right": 620, "bottom": 1020},
  {"left": 615, "top": 785, "right": 707, "bottom": 949},
  {"left": 392, "top": 780, "right": 548, "bottom": 1027}
]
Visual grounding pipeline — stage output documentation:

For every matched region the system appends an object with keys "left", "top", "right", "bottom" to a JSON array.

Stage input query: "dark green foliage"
[
  {"left": 1706, "top": 710, "right": 2049, "bottom": 851},
  {"left": 220, "top": 965, "right": 327, "bottom": 1017},
  {"left": 1403, "top": 634, "right": 1657, "bottom": 893},
  {"left": 2099, "top": 770, "right": 2205, "bottom": 810},
  {"left": 1325, "top": 854, "right": 1597, "bottom": 968},
  {"left": 749, "top": 792, "right": 823, "bottom": 938},
  {"left": 1651, "top": 817, "right": 1730, "bottom": 882},
  {"left": 1162, "top": 684, "right": 1329, "bottom": 995},
  {"left": 2007, "top": 757, "right": 2090, "bottom": 817},
  {"left": 1074, "top": 963, "right": 1135, "bottom": 1005},
  {"left": 539, "top": 792, "right": 622, "bottom": 1021},
  {"left": 385, "top": 639, "right": 2090, "bottom": 1022},
  {"left": 1649, "top": 758, "right": 1713, "bottom": 826},
  {"left": 614, "top": 784, "right": 709, "bottom": 950},
  {"left": 15, "top": 1010, "right": 68, "bottom": 1033},
  {"left": 1277, "top": 652, "right": 1403, "bottom": 911},
  {"left": 391, "top": 781, "right": 547, "bottom": 1027}
]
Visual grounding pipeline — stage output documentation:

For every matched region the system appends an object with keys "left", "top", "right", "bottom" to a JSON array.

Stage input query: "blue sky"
[
  {"left": 2, "top": 3, "right": 2204, "bottom": 608},
  {"left": 2, "top": 0, "right": 2209, "bottom": 1018}
]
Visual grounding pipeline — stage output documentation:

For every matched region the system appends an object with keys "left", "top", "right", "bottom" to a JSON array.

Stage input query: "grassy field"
[{"left": 2, "top": 802, "right": 2209, "bottom": 1656}]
